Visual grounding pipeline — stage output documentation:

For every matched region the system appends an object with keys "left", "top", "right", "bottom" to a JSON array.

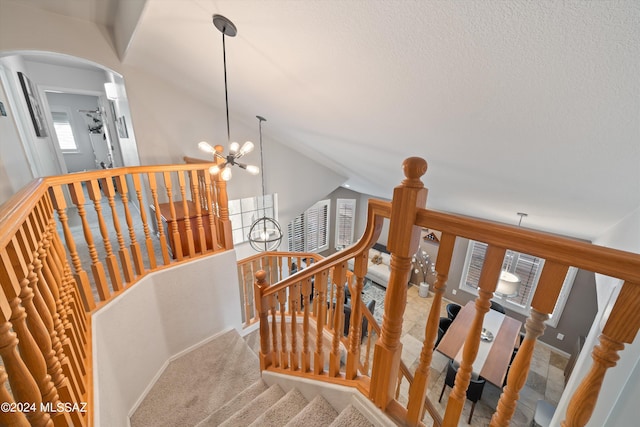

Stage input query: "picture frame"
[
  {"left": 117, "top": 115, "right": 129, "bottom": 139},
  {"left": 17, "top": 71, "right": 48, "bottom": 137}
]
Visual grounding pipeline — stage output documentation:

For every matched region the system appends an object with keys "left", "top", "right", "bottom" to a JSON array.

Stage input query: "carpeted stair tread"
[
  {"left": 285, "top": 394, "right": 339, "bottom": 427},
  {"left": 131, "top": 329, "right": 261, "bottom": 427},
  {"left": 216, "top": 384, "right": 285, "bottom": 427},
  {"left": 249, "top": 388, "right": 308, "bottom": 427},
  {"left": 195, "top": 379, "right": 267, "bottom": 426},
  {"left": 329, "top": 404, "right": 374, "bottom": 427}
]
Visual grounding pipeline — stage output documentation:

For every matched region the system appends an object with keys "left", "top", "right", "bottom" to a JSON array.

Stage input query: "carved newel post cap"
[
  {"left": 255, "top": 270, "right": 267, "bottom": 282},
  {"left": 402, "top": 157, "right": 428, "bottom": 187},
  {"left": 214, "top": 145, "right": 224, "bottom": 153}
]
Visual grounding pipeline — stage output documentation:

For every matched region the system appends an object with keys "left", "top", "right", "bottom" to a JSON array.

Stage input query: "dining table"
[{"left": 436, "top": 301, "right": 523, "bottom": 387}]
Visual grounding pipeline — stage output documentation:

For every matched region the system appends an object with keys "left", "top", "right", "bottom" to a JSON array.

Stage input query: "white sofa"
[{"left": 348, "top": 249, "right": 391, "bottom": 288}]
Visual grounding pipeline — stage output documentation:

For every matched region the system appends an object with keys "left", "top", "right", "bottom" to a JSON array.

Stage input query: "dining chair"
[
  {"left": 439, "top": 359, "right": 486, "bottom": 424},
  {"left": 446, "top": 303, "right": 461, "bottom": 320},
  {"left": 490, "top": 300, "right": 506, "bottom": 314},
  {"left": 435, "top": 317, "right": 453, "bottom": 348}
]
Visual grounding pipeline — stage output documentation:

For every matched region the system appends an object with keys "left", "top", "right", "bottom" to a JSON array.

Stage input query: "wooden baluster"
[
  {"left": 314, "top": 270, "right": 328, "bottom": 375},
  {"left": 147, "top": 173, "right": 171, "bottom": 265},
  {"left": 189, "top": 170, "right": 207, "bottom": 253},
  {"left": 277, "top": 256, "right": 283, "bottom": 283},
  {"left": 46, "top": 219, "right": 88, "bottom": 345},
  {"left": 254, "top": 271, "right": 272, "bottom": 370},
  {"left": 406, "top": 232, "right": 456, "bottom": 425},
  {"left": 0, "top": 365, "right": 30, "bottom": 427},
  {"left": 35, "top": 203, "right": 87, "bottom": 379},
  {"left": 176, "top": 171, "right": 196, "bottom": 257},
  {"left": 346, "top": 254, "right": 367, "bottom": 379},
  {"left": 395, "top": 373, "right": 402, "bottom": 399},
  {"left": 443, "top": 244, "right": 505, "bottom": 426},
  {"left": 239, "top": 264, "right": 250, "bottom": 325},
  {"left": 28, "top": 209, "right": 86, "bottom": 400},
  {"left": 491, "top": 262, "right": 568, "bottom": 426},
  {"left": 202, "top": 171, "right": 219, "bottom": 251},
  {"left": 279, "top": 289, "right": 289, "bottom": 369},
  {"left": 132, "top": 173, "right": 157, "bottom": 269},
  {"left": 67, "top": 181, "right": 110, "bottom": 301},
  {"left": 213, "top": 145, "right": 233, "bottom": 249},
  {"left": 48, "top": 186, "right": 95, "bottom": 311},
  {"left": 301, "top": 277, "right": 312, "bottom": 373},
  {"left": 47, "top": 220, "right": 88, "bottom": 349},
  {"left": 86, "top": 179, "right": 122, "bottom": 294},
  {"left": 327, "top": 268, "right": 336, "bottom": 331},
  {"left": 289, "top": 282, "right": 300, "bottom": 371},
  {"left": 14, "top": 228, "right": 80, "bottom": 425},
  {"left": 0, "top": 248, "right": 54, "bottom": 426},
  {"left": 329, "top": 262, "right": 347, "bottom": 377},
  {"left": 370, "top": 157, "right": 428, "bottom": 409},
  {"left": 101, "top": 176, "right": 136, "bottom": 283},
  {"left": 114, "top": 175, "right": 145, "bottom": 275},
  {"left": 561, "top": 281, "right": 640, "bottom": 427},
  {"left": 4, "top": 239, "right": 59, "bottom": 407},
  {"left": 269, "top": 287, "right": 279, "bottom": 368},
  {"left": 162, "top": 172, "right": 184, "bottom": 260}
]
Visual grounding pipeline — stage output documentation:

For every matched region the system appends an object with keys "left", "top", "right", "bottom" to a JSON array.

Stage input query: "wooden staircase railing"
[
  {"left": 0, "top": 163, "right": 233, "bottom": 425},
  {"left": 254, "top": 157, "right": 640, "bottom": 427}
]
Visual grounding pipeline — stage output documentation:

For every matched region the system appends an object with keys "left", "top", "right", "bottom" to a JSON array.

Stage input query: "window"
[
  {"left": 288, "top": 200, "right": 330, "bottom": 253},
  {"left": 52, "top": 111, "right": 78, "bottom": 151},
  {"left": 460, "top": 240, "right": 577, "bottom": 326},
  {"left": 228, "top": 194, "right": 277, "bottom": 245},
  {"left": 335, "top": 198, "right": 356, "bottom": 250}
]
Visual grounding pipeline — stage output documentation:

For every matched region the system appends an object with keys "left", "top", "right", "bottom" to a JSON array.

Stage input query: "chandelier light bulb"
[
  {"left": 246, "top": 165, "right": 259, "bottom": 175},
  {"left": 239, "top": 141, "right": 254, "bottom": 156},
  {"left": 209, "top": 164, "right": 220, "bottom": 175},
  {"left": 220, "top": 166, "right": 233, "bottom": 181},
  {"left": 229, "top": 141, "right": 240, "bottom": 154},
  {"left": 198, "top": 141, "right": 215, "bottom": 154}
]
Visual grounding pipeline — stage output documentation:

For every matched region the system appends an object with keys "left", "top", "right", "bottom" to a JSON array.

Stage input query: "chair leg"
[
  {"left": 439, "top": 383, "right": 447, "bottom": 403},
  {"left": 468, "top": 401, "right": 476, "bottom": 424}
]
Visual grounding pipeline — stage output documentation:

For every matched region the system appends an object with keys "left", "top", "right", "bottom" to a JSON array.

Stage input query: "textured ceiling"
[{"left": 18, "top": 0, "right": 640, "bottom": 241}]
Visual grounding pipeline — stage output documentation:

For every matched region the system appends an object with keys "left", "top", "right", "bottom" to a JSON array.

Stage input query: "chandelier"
[
  {"left": 248, "top": 116, "right": 283, "bottom": 251},
  {"left": 198, "top": 14, "right": 258, "bottom": 181}
]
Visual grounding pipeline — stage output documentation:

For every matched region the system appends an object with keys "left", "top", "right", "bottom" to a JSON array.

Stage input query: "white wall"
[
  {"left": 93, "top": 251, "right": 243, "bottom": 427},
  {"left": 552, "top": 206, "right": 640, "bottom": 426}
]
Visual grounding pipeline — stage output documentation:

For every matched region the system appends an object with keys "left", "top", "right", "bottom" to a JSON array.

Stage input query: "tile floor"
[{"left": 392, "top": 284, "right": 567, "bottom": 426}]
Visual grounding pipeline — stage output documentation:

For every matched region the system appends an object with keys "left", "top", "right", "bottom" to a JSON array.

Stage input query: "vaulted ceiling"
[{"left": 12, "top": 0, "right": 640, "bottom": 241}]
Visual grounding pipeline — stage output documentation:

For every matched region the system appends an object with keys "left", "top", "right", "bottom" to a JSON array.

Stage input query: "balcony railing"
[
  {"left": 0, "top": 163, "right": 231, "bottom": 426},
  {"left": 253, "top": 157, "right": 640, "bottom": 427}
]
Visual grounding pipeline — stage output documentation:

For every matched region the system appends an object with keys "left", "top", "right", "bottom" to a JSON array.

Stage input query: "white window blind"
[
  {"left": 52, "top": 111, "right": 78, "bottom": 151},
  {"left": 460, "top": 240, "right": 577, "bottom": 326},
  {"left": 287, "top": 200, "right": 330, "bottom": 253},
  {"left": 335, "top": 198, "right": 356, "bottom": 249}
]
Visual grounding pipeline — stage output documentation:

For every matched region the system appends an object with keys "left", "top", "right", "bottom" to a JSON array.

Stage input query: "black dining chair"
[
  {"left": 439, "top": 359, "right": 486, "bottom": 424},
  {"left": 435, "top": 317, "right": 453, "bottom": 348},
  {"left": 446, "top": 303, "right": 461, "bottom": 320},
  {"left": 490, "top": 300, "right": 506, "bottom": 314}
]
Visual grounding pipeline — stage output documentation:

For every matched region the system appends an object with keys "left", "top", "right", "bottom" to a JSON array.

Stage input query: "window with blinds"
[
  {"left": 460, "top": 240, "right": 577, "bottom": 325},
  {"left": 287, "top": 200, "right": 330, "bottom": 253},
  {"left": 335, "top": 199, "right": 356, "bottom": 249},
  {"left": 52, "top": 111, "right": 78, "bottom": 151}
]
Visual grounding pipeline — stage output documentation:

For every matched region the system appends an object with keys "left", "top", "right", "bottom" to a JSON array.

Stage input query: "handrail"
[{"left": 0, "top": 162, "right": 234, "bottom": 426}]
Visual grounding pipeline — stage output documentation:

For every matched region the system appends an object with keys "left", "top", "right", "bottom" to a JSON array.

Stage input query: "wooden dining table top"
[{"left": 436, "top": 301, "right": 523, "bottom": 387}]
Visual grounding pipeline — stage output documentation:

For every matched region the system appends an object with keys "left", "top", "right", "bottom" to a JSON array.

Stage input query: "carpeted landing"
[{"left": 130, "top": 329, "right": 374, "bottom": 426}]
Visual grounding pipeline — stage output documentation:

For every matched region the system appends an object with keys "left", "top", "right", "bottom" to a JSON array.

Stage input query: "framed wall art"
[{"left": 17, "top": 71, "right": 48, "bottom": 137}]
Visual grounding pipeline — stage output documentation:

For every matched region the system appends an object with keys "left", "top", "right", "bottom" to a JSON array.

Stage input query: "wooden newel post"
[
  {"left": 370, "top": 157, "right": 428, "bottom": 410},
  {"left": 254, "top": 270, "right": 272, "bottom": 371}
]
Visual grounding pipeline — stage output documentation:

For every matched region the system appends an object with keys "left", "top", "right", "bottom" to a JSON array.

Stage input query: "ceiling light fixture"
[
  {"left": 198, "top": 14, "right": 258, "bottom": 181},
  {"left": 248, "top": 115, "right": 283, "bottom": 252}
]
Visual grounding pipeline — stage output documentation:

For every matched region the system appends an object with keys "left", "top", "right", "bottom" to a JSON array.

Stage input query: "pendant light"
[
  {"left": 198, "top": 14, "right": 259, "bottom": 181},
  {"left": 495, "top": 212, "right": 527, "bottom": 297},
  {"left": 248, "top": 115, "right": 283, "bottom": 251}
]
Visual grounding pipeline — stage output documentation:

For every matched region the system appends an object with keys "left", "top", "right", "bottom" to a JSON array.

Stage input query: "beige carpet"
[{"left": 130, "top": 329, "right": 261, "bottom": 427}]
